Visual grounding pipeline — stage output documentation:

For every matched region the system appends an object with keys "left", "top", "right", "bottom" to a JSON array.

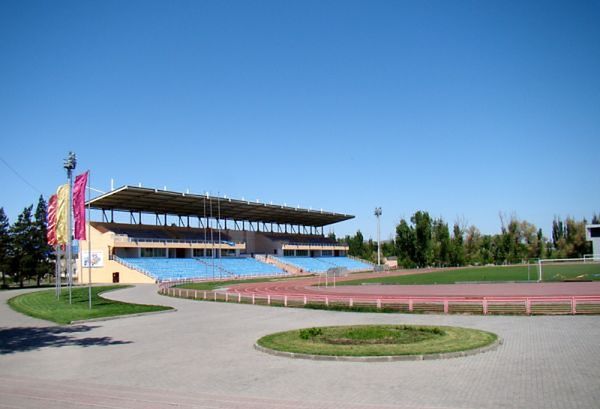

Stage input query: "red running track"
[{"left": 225, "top": 271, "right": 600, "bottom": 301}]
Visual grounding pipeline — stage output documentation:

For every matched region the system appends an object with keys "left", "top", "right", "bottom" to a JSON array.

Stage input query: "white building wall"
[{"left": 585, "top": 225, "right": 600, "bottom": 257}]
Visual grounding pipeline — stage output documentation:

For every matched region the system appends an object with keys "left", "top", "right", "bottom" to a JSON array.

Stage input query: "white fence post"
[
  {"left": 303, "top": 295, "right": 307, "bottom": 305},
  {"left": 526, "top": 298, "right": 531, "bottom": 315},
  {"left": 377, "top": 299, "right": 381, "bottom": 309},
  {"left": 238, "top": 293, "right": 241, "bottom": 303},
  {"left": 483, "top": 299, "right": 488, "bottom": 315},
  {"left": 443, "top": 299, "right": 449, "bottom": 314},
  {"left": 284, "top": 295, "right": 288, "bottom": 307},
  {"left": 252, "top": 293, "right": 255, "bottom": 304},
  {"left": 408, "top": 298, "right": 413, "bottom": 312},
  {"left": 349, "top": 298, "right": 353, "bottom": 308},
  {"left": 267, "top": 295, "right": 271, "bottom": 305},
  {"left": 571, "top": 297, "right": 576, "bottom": 315}
]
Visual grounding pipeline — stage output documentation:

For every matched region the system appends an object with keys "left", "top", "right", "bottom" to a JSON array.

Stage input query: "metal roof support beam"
[
  {"left": 102, "top": 210, "right": 109, "bottom": 223},
  {"left": 130, "top": 211, "right": 137, "bottom": 224},
  {"left": 87, "top": 186, "right": 353, "bottom": 227}
]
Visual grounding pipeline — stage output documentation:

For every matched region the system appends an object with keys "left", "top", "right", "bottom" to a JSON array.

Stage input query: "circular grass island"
[{"left": 256, "top": 325, "right": 500, "bottom": 362}]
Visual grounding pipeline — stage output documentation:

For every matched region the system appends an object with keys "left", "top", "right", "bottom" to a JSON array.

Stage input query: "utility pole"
[
  {"left": 374, "top": 207, "right": 382, "bottom": 266},
  {"left": 63, "top": 152, "right": 77, "bottom": 304}
]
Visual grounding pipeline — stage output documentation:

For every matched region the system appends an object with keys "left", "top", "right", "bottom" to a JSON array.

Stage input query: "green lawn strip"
[
  {"left": 257, "top": 324, "right": 497, "bottom": 356},
  {"left": 8, "top": 285, "right": 172, "bottom": 324},
  {"left": 337, "top": 264, "right": 600, "bottom": 286}
]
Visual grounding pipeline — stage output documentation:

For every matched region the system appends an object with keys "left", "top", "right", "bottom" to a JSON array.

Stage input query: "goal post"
[{"left": 537, "top": 257, "right": 600, "bottom": 282}]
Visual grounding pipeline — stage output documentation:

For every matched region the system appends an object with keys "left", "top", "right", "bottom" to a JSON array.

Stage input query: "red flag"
[
  {"left": 73, "top": 171, "right": 89, "bottom": 240},
  {"left": 46, "top": 194, "right": 58, "bottom": 246}
]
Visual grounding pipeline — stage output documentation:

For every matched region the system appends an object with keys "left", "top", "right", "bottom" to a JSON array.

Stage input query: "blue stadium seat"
[
  {"left": 275, "top": 256, "right": 373, "bottom": 273},
  {"left": 120, "top": 257, "right": 284, "bottom": 282},
  {"left": 316, "top": 257, "right": 373, "bottom": 271},
  {"left": 274, "top": 257, "right": 330, "bottom": 273}
]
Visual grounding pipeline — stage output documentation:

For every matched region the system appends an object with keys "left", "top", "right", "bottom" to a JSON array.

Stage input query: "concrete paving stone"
[{"left": 1, "top": 284, "right": 599, "bottom": 408}]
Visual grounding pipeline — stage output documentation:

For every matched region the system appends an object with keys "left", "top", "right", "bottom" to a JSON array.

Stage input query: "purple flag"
[
  {"left": 46, "top": 194, "right": 58, "bottom": 246},
  {"left": 73, "top": 171, "right": 89, "bottom": 240}
]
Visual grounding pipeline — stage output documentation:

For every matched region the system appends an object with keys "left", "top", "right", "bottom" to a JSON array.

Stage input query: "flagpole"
[
  {"left": 55, "top": 245, "right": 60, "bottom": 299},
  {"left": 210, "top": 195, "right": 214, "bottom": 281},
  {"left": 218, "top": 193, "right": 221, "bottom": 280},
  {"left": 88, "top": 171, "right": 92, "bottom": 309}
]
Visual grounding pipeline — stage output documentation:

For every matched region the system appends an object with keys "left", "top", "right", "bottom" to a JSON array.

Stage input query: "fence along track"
[{"left": 158, "top": 285, "right": 600, "bottom": 315}]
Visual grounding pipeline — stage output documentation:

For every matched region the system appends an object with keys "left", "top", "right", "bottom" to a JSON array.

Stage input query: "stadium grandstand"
[{"left": 77, "top": 185, "right": 373, "bottom": 283}]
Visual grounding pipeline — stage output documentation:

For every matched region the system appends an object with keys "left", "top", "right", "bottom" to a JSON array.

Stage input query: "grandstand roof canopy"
[{"left": 88, "top": 186, "right": 354, "bottom": 227}]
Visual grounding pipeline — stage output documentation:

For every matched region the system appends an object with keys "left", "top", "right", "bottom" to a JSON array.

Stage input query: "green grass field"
[
  {"left": 257, "top": 324, "right": 497, "bottom": 356},
  {"left": 338, "top": 263, "right": 600, "bottom": 286},
  {"left": 8, "top": 285, "right": 172, "bottom": 324}
]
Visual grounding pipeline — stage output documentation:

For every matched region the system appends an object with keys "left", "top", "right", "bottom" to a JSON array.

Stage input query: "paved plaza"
[{"left": 1, "top": 284, "right": 599, "bottom": 408}]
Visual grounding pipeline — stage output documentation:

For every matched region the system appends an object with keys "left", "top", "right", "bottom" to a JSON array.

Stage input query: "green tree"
[
  {"left": 0, "top": 208, "right": 10, "bottom": 288},
  {"left": 381, "top": 240, "right": 396, "bottom": 258},
  {"left": 564, "top": 217, "right": 591, "bottom": 257},
  {"left": 411, "top": 211, "right": 432, "bottom": 267},
  {"left": 33, "top": 196, "right": 53, "bottom": 286},
  {"left": 395, "top": 219, "right": 416, "bottom": 268},
  {"left": 432, "top": 218, "right": 450, "bottom": 267},
  {"left": 449, "top": 223, "right": 465, "bottom": 266},
  {"left": 464, "top": 225, "right": 482, "bottom": 265},
  {"left": 10, "top": 206, "right": 36, "bottom": 287},
  {"left": 551, "top": 217, "right": 567, "bottom": 257},
  {"left": 479, "top": 235, "right": 494, "bottom": 265}
]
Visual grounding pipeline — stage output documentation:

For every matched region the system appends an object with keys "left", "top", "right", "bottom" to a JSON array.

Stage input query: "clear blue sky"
[{"left": 1, "top": 0, "right": 598, "bottom": 240}]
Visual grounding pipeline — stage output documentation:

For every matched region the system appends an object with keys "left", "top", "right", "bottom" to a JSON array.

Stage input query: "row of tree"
[
  {"left": 0, "top": 197, "right": 53, "bottom": 288},
  {"left": 342, "top": 211, "right": 597, "bottom": 268}
]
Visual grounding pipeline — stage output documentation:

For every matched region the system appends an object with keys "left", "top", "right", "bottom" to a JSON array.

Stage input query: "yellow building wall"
[{"left": 77, "top": 225, "right": 155, "bottom": 284}]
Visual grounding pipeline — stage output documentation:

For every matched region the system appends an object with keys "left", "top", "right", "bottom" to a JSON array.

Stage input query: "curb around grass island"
[{"left": 254, "top": 337, "right": 503, "bottom": 362}]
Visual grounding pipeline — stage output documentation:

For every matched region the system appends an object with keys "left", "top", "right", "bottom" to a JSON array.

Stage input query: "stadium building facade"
[{"left": 77, "top": 186, "right": 372, "bottom": 283}]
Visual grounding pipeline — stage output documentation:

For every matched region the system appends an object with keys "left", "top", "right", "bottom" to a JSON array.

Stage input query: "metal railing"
[
  {"left": 159, "top": 284, "right": 600, "bottom": 315},
  {"left": 283, "top": 242, "right": 348, "bottom": 248},
  {"left": 113, "top": 235, "right": 243, "bottom": 246},
  {"left": 112, "top": 254, "right": 155, "bottom": 280}
]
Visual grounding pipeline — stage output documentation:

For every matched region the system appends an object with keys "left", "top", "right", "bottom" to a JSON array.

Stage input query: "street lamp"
[
  {"left": 374, "top": 207, "right": 382, "bottom": 266},
  {"left": 63, "top": 152, "right": 77, "bottom": 304}
]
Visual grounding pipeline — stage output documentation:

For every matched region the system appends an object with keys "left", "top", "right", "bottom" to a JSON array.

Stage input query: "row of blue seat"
[
  {"left": 274, "top": 256, "right": 373, "bottom": 273},
  {"left": 120, "top": 257, "right": 284, "bottom": 282}
]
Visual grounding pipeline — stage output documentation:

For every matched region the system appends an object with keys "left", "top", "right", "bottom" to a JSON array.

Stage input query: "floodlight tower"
[
  {"left": 374, "top": 207, "right": 382, "bottom": 266},
  {"left": 63, "top": 151, "right": 77, "bottom": 304}
]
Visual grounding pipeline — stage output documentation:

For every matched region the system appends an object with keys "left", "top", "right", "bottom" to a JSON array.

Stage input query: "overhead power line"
[{"left": 0, "top": 156, "right": 43, "bottom": 194}]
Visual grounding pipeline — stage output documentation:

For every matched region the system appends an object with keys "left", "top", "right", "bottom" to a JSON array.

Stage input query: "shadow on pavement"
[{"left": 0, "top": 325, "right": 132, "bottom": 354}]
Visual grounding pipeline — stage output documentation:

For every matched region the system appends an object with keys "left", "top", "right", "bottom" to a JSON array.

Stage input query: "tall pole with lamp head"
[
  {"left": 374, "top": 207, "right": 382, "bottom": 266},
  {"left": 63, "top": 152, "right": 77, "bottom": 304}
]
